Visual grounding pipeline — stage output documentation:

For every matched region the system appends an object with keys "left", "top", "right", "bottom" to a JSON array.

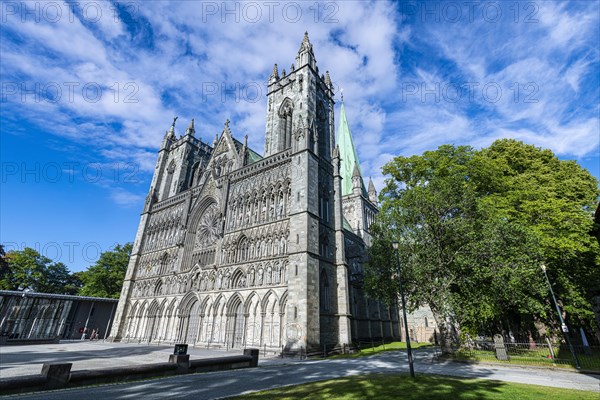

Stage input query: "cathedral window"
[
  {"left": 162, "top": 160, "right": 176, "bottom": 200},
  {"left": 320, "top": 269, "right": 330, "bottom": 312},
  {"left": 317, "top": 102, "right": 327, "bottom": 156},
  {"left": 319, "top": 235, "right": 329, "bottom": 258},
  {"left": 189, "top": 162, "right": 200, "bottom": 188},
  {"left": 278, "top": 98, "right": 293, "bottom": 151},
  {"left": 319, "top": 194, "right": 330, "bottom": 222}
]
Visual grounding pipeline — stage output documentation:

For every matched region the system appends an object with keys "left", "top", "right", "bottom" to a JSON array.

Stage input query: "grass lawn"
[
  {"left": 331, "top": 341, "right": 433, "bottom": 359},
  {"left": 232, "top": 373, "right": 597, "bottom": 399},
  {"left": 450, "top": 347, "right": 600, "bottom": 372}
]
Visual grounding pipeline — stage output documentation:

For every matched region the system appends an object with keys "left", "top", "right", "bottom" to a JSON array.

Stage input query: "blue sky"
[{"left": 1, "top": 1, "right": 599, "bottom": 272}]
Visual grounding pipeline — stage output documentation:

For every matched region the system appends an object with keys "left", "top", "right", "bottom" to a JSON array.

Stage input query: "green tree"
[
  {"left": 3, "top": 247, "right": 74, "bottom": 293},
  {"left": 473, "top": 139, "right": 600, "bottom": 329},
  {"left": 366, "top": 140, "right": 599, "bottom": 350},
  {"left": 0, "top": 245, "right": 9, "bottom": 289},
  {"left": 366, "top": 145, "right": 482, "bottom": 351},
  {"left": 79, "top": 243, "right": 132, "bottom": 298}
]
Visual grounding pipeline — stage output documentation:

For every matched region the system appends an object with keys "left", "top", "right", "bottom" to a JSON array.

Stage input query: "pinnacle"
[
  {"left": 186, "top": 118, "right": 195, "bottom": 135},
  {"left": 270, "top": 63, "right": 279, "bottom": 80},
  {"left": 298, "top": 31, "right": 313, "bottom": 54},
  {"left": 325, "top": 70, "right": 332, "bottom": 87},
  {"left": 368, "top": 177, "right": 376, "bottom": 193},
  {"left": 166, "top": 116, "right": 177, "bottom": 137}
]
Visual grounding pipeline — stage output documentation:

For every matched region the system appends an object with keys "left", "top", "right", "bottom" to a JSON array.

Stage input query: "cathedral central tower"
[{"left": 264, "top": 32, "right": 335, "bottom": 159}]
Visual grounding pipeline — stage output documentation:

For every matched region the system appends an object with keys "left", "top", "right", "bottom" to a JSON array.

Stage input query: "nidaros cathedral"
[{"left": 109, "top": 33, "right": 401, "bottom": 351}]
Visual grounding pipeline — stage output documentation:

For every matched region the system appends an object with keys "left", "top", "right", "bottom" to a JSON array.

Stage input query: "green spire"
[{"left": 336, "top": 101, "right": 366, "bottom": 196}]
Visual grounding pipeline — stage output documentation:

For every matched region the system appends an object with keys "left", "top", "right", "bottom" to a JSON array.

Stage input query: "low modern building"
[{"left": 0, "top": 290, "right": 118, "bottom": 342}]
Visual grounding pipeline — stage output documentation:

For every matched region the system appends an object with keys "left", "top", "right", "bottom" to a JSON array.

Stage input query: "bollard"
[
  {"left": 41, "top": 363, "right": 72, "bottom": 389},
  {"left": 169, "top": 354, "right": 190, "bottom": 371},
  {"left": 244, "top": 348, "right": 259, "bottom": 367}
]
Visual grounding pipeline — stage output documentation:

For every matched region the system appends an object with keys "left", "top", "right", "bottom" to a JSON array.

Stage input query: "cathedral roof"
[
  {"left": 337, "top": 101, "right": 367, "bottom": 196},
  {"left": 231, "top": 136, "right": 262, "bottom": 164}
]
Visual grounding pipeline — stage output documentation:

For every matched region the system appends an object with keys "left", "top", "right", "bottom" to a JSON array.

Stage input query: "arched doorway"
[
  {"left": 185, "top": 301, "right": 201, "bottom": 344},
  {"left": 226, "top": 296, "right": 244, "bottom": 348}
]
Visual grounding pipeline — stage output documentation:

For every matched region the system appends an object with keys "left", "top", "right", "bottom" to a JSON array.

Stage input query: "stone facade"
[{"left": 109, "top": 33, "right": 401, "bottom": 351}]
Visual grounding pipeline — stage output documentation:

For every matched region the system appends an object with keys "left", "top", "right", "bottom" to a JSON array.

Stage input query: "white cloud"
[{"left": 1, "top": 0, "right": 597, "bottom": 199}]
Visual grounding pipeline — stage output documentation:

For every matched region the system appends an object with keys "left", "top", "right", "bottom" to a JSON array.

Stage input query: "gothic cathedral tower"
[{"left": 264, "top": 32, "right": 350, "bottom": 349}]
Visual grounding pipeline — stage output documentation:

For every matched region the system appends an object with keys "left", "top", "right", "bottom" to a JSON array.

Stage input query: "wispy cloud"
[{"left": 1, "top": 0, "right": 598, "bottom": 201}]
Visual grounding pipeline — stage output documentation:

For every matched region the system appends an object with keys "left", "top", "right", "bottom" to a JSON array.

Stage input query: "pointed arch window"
[
  {"left": 317, "top": 101, "right": 328, "bottom": 156},
  {"left": 162, "top": 160, "right": 177, "bottom": 200},
  {"left": 279, "top": 99, "right": 294, "bottom": 151},
  {"left": 189, "top": 162, "right": 200, "bottom": 188},
  {"left": 320, "top": 269, "right": 330, "bottom": 312}
]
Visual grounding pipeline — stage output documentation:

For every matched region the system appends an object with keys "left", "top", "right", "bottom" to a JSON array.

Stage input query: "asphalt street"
[{"left": 2, "top": 349, "right": 598, "bottom": 399}]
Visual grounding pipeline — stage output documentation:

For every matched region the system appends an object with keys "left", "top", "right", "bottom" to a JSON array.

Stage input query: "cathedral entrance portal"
[
  {"left": 226, "top": 297, "right": 244, "bottom": 348},
  {"left": 185, "top": 301, "right": 200, "bottom": 344}
]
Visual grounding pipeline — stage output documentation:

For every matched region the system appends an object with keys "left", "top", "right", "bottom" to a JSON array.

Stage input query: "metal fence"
[{"left": 450, "top": 341, "right": 600, "bottom": 371}]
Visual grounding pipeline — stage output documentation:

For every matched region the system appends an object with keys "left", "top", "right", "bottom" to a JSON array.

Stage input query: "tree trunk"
[{"left": 429, "top": 303, "right": 457, "bottom": 354}]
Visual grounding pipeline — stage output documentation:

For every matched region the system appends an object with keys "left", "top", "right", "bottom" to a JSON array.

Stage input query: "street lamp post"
[
  {"left": 392, "top": 241, "right": 415, "bottom": 378},
  {"left": 541, "top": 264, "right": 580, "bottom": 369}
]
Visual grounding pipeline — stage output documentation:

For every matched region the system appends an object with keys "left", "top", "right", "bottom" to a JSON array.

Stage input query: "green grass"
[
  {"left": 232, "top": 373, "right": 597, "bottom": 399},
  {"left": 330, "top": 341, "right": 433, "bottom": 359}
]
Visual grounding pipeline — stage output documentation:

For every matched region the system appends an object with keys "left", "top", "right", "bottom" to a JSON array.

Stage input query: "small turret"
[
  {"left": 269, "top": 63, "right": 280, "bottom": 83},
  {"left": 168, "top": 116, "right": 177, "bottom": 138},
  {"left": 161, "top": 116, "right": 177, "bottom": 149},
  {"left": 368, "top": 177, "right": 377, "bottom": 203},
  {"left": 185, "top": 118, "right": 195, "bottom": 136},
  {"left": 295, "top": 31, "right": 316, "bottom": 69},
  {"left": 352, "top": 164, "right": 363, "bottom": 194},
  {"left": 325, "top": 70, "right": 332, "bottom": 90}
]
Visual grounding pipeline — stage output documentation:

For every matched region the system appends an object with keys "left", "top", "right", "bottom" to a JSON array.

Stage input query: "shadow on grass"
[{"left": 231, "top": 373, "right": 598, "bottom": 400}]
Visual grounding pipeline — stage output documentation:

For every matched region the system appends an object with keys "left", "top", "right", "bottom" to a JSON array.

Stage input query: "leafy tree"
[
  {"left": 64, "top": 271, "right": 84, "bottom": 295},
  {"left": 78, "top": 243, "right": 132, "bottom": 298},
  {"left": 0, "top": 245, "right": 9, "bottom": 290},
  {"left": 366, "top": 145, "right": 481, "bottom": 350},
  {"left": 473, "top": 139, "right": 600, "bottom": 329},
  {"left": 366, "top": 140, "right": 599, "bottom": 350},
  {"left": 3, "top": 247, "right": 74, "bottom": 293}
]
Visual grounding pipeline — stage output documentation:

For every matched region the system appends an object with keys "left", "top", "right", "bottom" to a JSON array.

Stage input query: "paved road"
[{"left": 2, "top": 350, "right": 598, "bottom": 399}]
